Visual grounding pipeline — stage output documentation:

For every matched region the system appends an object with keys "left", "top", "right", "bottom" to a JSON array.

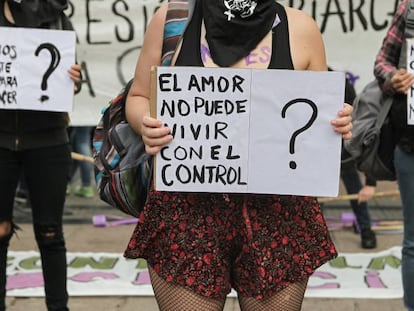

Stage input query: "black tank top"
[{"left": 175, "top": 1, "right": 294, "bottom": 70}]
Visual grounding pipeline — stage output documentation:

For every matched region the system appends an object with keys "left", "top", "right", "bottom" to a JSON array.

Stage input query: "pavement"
[{"left": 6, "top": 178, "right": 408, "bottom": 311}]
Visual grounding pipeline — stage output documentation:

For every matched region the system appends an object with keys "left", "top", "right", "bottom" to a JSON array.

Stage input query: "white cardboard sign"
[
  {"left": 0, "top": 27, "right": 76, "bottom": 112},
  {"left": 407, "top": 39, "right": 414, "bottom": 125},
  {"left": 154, "top": 67, "right": 344, "bottom": 197}
]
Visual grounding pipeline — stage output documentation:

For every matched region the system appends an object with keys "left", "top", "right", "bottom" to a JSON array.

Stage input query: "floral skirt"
[{"left": 124, "top": 191, "right": 337, "bottom": 299}]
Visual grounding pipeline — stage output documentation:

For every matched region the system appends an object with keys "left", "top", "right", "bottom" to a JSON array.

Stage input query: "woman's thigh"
[{"left": 0, "top": 148, "right": 20, "bottom": 220}]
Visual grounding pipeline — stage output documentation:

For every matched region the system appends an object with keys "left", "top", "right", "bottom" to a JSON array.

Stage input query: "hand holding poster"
[
  {"left": 0, "top": 27, "right": 76, "bottom": 112},
  {"left": 152, "top": 67, "right": 345, "bottom": 197}
]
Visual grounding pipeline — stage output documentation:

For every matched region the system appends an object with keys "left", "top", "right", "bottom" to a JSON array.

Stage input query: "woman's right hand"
[
  {"left": 141, "top": 116, "right": 173, "bottom": 155},
  {"left": 391, "top": 68, "right": 414, "bottom": 94}
]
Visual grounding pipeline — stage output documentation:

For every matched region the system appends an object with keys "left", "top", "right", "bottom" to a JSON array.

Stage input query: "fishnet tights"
[
  {"left": 149, "top": 267, "right": 226, "bottom": 310},
  {"left": 149, "top": 266, "right": 308, "bottom": 311},
  {"left": 238, "top": 279, "right": 308, "bottom": 311}
]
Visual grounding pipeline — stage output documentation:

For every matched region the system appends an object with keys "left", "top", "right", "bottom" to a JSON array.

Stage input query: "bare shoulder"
[
  {"left": 147, "top": 3, "right": 169, "bottom": 34},
  {"left": 284, "top": 6, "right": 326, "bottom": 70},
  {"left": 284, "top": 6, "right": 320, "bottom": 37},
  {"left": 129, "top": 3, "right": 169, "bottom": 97},
  {"left": 139, "top": 3, "right": 169, "bottom": 64}
]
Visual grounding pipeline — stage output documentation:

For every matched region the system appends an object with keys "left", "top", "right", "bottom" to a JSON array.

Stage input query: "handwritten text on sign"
[
  {"left": 407, "top": 39, "right": 414, "bottom": 125},
  {"left": 0, "top": 27, "right": 76, "bottom": 112},
  {"left": 154, "top": 67, "right": 344, "bottom": 196}
]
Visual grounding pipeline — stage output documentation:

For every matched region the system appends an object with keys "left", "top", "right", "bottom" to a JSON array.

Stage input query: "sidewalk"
[{"left": 7, "top": 179, "right": 406, "bottom": 311}]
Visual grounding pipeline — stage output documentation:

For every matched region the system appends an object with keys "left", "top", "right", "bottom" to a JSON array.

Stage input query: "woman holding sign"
[
  {"left": 125, "top": 1, "right": 353, "bottom": 310},
  {"left": 0, "top": 1, "right": 81, "bottom": 310}
]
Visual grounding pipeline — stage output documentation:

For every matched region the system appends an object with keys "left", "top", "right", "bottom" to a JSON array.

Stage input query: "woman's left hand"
[{"left": 331, "top": 103, "right": 353, "bottom": 140}]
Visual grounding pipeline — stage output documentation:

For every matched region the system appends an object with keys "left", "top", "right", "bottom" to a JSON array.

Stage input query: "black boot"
[{"left": 361, "top": 228, "right": 377, "bottom": 249}]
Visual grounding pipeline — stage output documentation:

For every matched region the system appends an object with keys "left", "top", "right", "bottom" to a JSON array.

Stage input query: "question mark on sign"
[
  {"left": 281, "top": 98, "right": 318, "bottom": 170},
  {"left": 34, "top": 43, "right": 61, "bottom": 102}
]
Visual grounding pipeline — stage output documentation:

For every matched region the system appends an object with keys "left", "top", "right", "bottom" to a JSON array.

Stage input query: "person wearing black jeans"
[
  {"left": 340, "top": 153, "right": 377, "bottom": 248},
  {"left": 340, "top": 72, "right": 377, "bottom": 249},
  {"left": 0, "top": 145, "right": 71, "bottom": 310},
  {"left": 0, "top": 1, "right": 81, "bottom": 310}
]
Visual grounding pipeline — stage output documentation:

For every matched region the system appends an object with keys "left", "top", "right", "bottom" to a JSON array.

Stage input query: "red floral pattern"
[{"left": 124, "top": 191, "right": 337, "bottom": 299}]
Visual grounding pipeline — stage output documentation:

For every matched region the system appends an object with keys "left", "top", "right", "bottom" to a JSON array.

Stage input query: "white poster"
[
  {"left": 0, "top": 27, "right": 76, "bottom": 112},
  {"left": 154, "top": 67, "right": 344, "bottom": 196},
  {"left": 407, "top": 39, "right": 414, "bottom": 125}
]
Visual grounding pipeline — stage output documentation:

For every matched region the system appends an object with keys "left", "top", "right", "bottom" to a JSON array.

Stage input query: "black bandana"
[{"left": 202, "top": 0, "right": 277, "bottom": 67}]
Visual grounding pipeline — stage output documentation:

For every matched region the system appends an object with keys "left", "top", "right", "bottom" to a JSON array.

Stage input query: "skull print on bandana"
[
  {"left": 202, "top": 0, "right": 277, "bottom": 67},
  {"left": 223, "top": 0, "right": 257, "bottom": 21}
]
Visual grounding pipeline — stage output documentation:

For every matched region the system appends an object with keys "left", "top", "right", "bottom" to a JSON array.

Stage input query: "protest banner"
[
  {"left": 66, "top": 0, "right": 399, "bottom": 125},
  {"left": 6, "top": 247, "right": 403, "bottom": 299}
]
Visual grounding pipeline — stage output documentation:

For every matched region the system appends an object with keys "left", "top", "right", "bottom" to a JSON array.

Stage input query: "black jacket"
[
  {"left": 0, "top": 0, "right": 70, "bottom": 150},
  {"left": 6, "top": 0, "right": 68, "bottom": 27}
]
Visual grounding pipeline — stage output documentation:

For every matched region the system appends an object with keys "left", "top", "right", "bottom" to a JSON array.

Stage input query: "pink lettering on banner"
[
  {"left": 70, "top": 272, "right": 119, "bottom": 282},
  {"left": 7, "top": 272, "right": 44, "bottom": 290},
  {"left": 307, "top": 271, "right": 339, "bottom": 290},
  {"left": 365, "top": 270, "right": 387, "bottom": 289},
  {"left": 133, "top": 271, "right": 151, "bottom": 285}
]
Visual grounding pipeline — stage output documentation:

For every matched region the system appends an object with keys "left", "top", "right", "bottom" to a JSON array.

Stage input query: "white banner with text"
[
  {"left": 6, "top": 247, "right": 403, "bottom": 298},
  {"left": 66, "top": 0, "right": 400, "bottom": 125}
]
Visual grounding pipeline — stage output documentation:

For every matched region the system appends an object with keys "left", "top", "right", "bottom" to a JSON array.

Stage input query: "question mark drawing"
[
  {"left": 281, "top": 98, "right": 318, "bottom": 170},
  {"left": 34, "top": 43, "right": 61, "bottom": 102}
]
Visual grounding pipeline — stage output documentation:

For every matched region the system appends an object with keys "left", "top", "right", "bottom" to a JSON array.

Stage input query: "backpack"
[
  {"left": 92, "top": 0, "right": 194, "bottom": 218},
  {"left": 343, "top": 80, "right": 396, "bottom": 181}
]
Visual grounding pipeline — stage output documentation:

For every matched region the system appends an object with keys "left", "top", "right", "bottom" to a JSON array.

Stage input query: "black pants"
[{"left": 0, "top": 144, "right": 71, "bottom": 311}]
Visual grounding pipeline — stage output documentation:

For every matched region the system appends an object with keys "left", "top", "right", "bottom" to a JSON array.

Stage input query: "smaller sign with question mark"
[
  {"left": 0, "top": 27, "right": 76, "bottom": 112},
  {"left": 249, "top": 69, "right": 345, "bottom": 197}
]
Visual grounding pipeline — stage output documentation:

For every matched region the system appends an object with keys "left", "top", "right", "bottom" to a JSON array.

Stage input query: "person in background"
[
  {"left": 0, "top": 1, "right": 81, "bottom": 310},
  {"left": 124, "top": 1, "right": 353, "bottom": 310},
  {"left": 67, "top": 126, "right": 94, "bottom": 198},
  {"left": 374, "top": 1, "right": 414, "bottom": 310},
  {"left": 340, "top": 71, "right": 377, "bottom": 249}
]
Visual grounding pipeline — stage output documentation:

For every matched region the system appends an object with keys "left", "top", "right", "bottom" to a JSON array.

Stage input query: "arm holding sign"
[
  {"left": 374, "top": 0, "right": 414, "bottom": 95},
  {"left": 126, "top": 4, "right": 173, "bottom": 155}
]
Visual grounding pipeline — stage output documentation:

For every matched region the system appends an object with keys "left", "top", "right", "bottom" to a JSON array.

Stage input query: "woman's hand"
[
  {"left": 331, "top": 103, "right": 353, "bottom": 140},
  {"left": 68, "top": 64, "right": 81, "bottom": 92},
  {"left": 358, "top": 185, "right": 376, "bottom": 203},
  {"left": 141, "top": 116, "right": 173, "bottom": 155},
  {"left": 391, "top": 68, "right": 414, "bottom": 94}
]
